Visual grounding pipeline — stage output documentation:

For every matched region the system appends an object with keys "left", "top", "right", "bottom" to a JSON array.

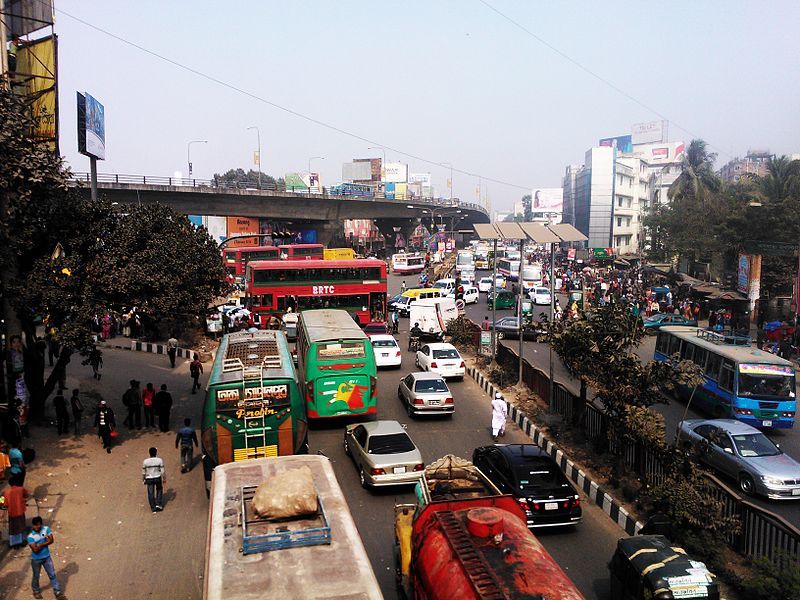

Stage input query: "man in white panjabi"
[{"left": 491, "top": 393, "right": 508, "bottom": 441}]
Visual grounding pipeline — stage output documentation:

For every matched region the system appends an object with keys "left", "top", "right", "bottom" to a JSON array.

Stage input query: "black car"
[
  {"left": 387, "top": 293, "right": 404, "bottom": 312},
  {"left": 493, "top": 317, "right": 544, "bottom": 341},
  {"left": 472, "top": 444, "right": 582, "bottom": 528}
]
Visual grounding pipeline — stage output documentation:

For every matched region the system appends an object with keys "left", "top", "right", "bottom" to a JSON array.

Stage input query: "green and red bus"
[
  {"left": 223, "top": 245, "right": 280, "bottom": 279},
  {"left": 245, "top": 258, "right": 388, "bottom": 325},
  {"left": 278, "top": 243, "right": 324, "bottom": 260},
  {"left": 201, "top": 330, "right": 307, "bottom": 491},
  {"left": 296, "top": 309, "right": 378, "bottom": 419}
]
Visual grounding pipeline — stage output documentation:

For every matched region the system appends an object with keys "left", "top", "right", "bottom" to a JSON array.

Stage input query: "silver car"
[
  {"left": 397, "top": 372, "right": 454, "bottom": 417},
  {"left": 343, "top": 420, "right": 424, "bottom": 489},
  {"left": 678, "top": 418, "right": 800, "bottom": 499}
]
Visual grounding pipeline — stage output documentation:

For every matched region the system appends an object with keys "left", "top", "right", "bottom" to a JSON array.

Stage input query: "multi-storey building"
[{"left": 719, "top": 150, "right": 773, "bottom": 183}]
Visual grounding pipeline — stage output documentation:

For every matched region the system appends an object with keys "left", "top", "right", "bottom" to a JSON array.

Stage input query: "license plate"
[
  {"left": 762, "top": 420, "right": 773, "bottom": 427},
  {"left": 428, "top": 400, "right": 440, "bottom": 405},
  {"left": 792, "top": 488, "right": 800, "bottom": 496},
  {"left": 382, "top": 353, "right": 389, "bottom": 357},
  {"left": 393, "top": 467, "right": 406, "bottom": 474},
  {"left": 544, "top": 502, "right": 558, "bottom": 511}
]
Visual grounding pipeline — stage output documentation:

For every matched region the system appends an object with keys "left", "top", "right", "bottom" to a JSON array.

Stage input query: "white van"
[{"left": 409, "top": 297, "right": 458, "bottom": 341}]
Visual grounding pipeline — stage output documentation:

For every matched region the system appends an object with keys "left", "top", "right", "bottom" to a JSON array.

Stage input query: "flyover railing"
[
  {"left": 68, "top": 172, "right": 488, "bottom": 215},
  {"left": 468, "top": 321, "right": 799, "bottom": 565}
]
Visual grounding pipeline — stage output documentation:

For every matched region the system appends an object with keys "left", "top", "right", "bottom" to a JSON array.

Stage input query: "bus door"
[
  {"left": 370, "top": 292, "right": 387, "bottom": 321},
  {"left": 312, "top": 341, "right": 373, "bottom": 418}
]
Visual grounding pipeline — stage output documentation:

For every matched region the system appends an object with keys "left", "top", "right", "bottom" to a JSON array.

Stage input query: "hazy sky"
[{"left": 53, "top": 1, "right": 800, "bottom": 211}]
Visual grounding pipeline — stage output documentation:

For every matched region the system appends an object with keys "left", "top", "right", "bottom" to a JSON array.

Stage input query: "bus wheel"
[{"left": 739, "top": 473, "right": 755, "bottom": 495}]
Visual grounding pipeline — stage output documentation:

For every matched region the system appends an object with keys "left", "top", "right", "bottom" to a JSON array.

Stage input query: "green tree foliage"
[
  {"left": 740, "top": 552, "right": 800, "bottom": 600},
  {"left": 521, "top": 194, "right": 532, "bottom": 221},
  {"left": 213, "top": 168, "right": 280, "bottom": 188},
  {"left": 0, "top": 87, "right": 228, "bottom": 418}
]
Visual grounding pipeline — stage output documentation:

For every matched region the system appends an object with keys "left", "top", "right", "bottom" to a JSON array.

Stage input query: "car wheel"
[
  {"left": 343, "top": 435, "right": 351, "bottom": 457},
  {"left": 359, "top": 467, "right": 369, "bottom": 489},
  {"left": 415, "top": 356, "right": 420, "bottom": 368},
  {"left": 406, "top": 402, "right": 415, "bottom": 418},
  {"left": 739, "top": 473, "right": 755, "bottom": 495}
]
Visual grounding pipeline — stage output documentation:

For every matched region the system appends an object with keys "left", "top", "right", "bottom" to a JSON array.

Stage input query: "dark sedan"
[
  {"left": 492, "top": 316, "right": 545, "bottom": 341},
  {"left": 473, "top": 444, "right": 582, "bottom": 528},
  {"left": 642, "top": 313, "right": 697, "bottom": 333}
]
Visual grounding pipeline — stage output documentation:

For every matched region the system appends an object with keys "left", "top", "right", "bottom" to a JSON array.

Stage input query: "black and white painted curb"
[
  {"left": 468, "top": 365, "right": 643, "bottom": 536},
  {"left": 129, "top": 341, "right": 194, "bottom": 359}
]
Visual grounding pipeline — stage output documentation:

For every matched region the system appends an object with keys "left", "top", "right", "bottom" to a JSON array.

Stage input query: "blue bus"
[
  {"left": 329, "top": 182, "right": 374, "bottom": 198},
  {"left": 655, "top": 326, "right": 796, "bottom": 429}
]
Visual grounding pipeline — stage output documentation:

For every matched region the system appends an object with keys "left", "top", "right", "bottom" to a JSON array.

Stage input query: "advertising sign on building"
[
  {"left": 599, "top": 135, "right": 633, "bottom": 153},
  {"left": 737, "top": 254, "right": 751, "bottom": 294},
  {"left": 384, "top": 162, "right": 408, "bottom": 183},
  {"left": 531, "top": 188, "right": 563, "bottom": 214},
  {"left": 632, "top": 120, "right": 668, "bottom": 145},
  {"left": 631, "top": 141, "right": 685, "bottom": 165},
  {"left": 342, "top": 161, "right": 372, "bottom": 182},
  {"left": 203, "top": 216, "right": 228, "bottom": 245},
  {"left": 15, "top": 35, "right": 58, "bottom": 152},
  {"left": 355, "top": 158, "right": 382, "bottom": 182},
  {"left": 410, "top": 173, "right": 432, "bottom": 186},
  {"left": 285, "top": 172, "right": 307, "bottom": 192},
  {"left": 592, "top": 247, "right": 615, "bottom": 259},
  {"left": 226, "top": 216, "right": 259, "bottom": 248}
]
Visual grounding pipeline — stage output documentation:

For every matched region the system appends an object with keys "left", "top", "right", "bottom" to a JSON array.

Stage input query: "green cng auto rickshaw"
[{"left": 487, "top": 288, "right": 515, "bottom": 310}]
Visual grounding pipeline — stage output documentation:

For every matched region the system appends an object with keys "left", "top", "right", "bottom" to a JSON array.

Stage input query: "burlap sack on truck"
[
  {"left": 425, "top": 454, "right": 479, "bottom": 481},
  {"left": 252, "top": 466, "right": 318, "bottom": 519}
]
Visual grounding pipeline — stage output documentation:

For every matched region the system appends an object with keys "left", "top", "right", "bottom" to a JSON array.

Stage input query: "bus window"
[
  {"left": 720, "top": 359, "right": 736, "bottom": 391},
  {"left": 261, "top": 294, "right": 273, "bottom": 308},
  {"left": 655, "top": 332, "right": 668, "bottom": 355},
  {"left": 667, "top": 335, "right": 681, "bottom": 357},
  {"left": 680, "top": 341, "right": 695, "bottom": 362},
  {"left": 706, "top": 353, "right": 722, "bottom": 381},
  {"left": 693, "top": 347, "right": 708, "bottom": 371}
]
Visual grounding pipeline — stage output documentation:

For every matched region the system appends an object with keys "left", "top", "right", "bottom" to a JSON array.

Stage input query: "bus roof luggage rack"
[
  {"left": 696, "top": 328, "right": 752, "bottom": 346},
  {"left": 240, "top": 485, "right": 331, "bottom": 555},
  {"left": 222, "top": 332, "right": 283, "bottom": 371}
]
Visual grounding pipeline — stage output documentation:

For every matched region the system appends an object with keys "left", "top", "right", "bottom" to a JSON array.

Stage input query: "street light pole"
[
  {"left": 187, "top": 139, "right": 208, "bottom": 179},
  {"left": 247, "top": 126, "right": 261, "bottom": 187},
  {"left": 442, "top": 162, "right": 454, "bottom": 201}
]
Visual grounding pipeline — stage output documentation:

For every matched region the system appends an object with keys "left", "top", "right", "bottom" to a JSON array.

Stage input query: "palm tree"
[
  {"left": 667, "top": 139, "right": 721, "bottom": 204},
  {"left": 756, "top": 155, "right": 800, "bottom": 204}
]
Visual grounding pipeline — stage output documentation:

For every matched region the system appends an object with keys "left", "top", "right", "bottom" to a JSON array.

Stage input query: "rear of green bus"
[
  {"left": 304, "top": 338, "right": 378, "bottom": 419},
  {"left": 201, "top": 334, "right": 307, "bottom": 491}
]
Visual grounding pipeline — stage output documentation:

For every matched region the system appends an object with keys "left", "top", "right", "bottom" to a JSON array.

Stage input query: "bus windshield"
[
  {"left": 738, "top": 364, "right": 795, "bottom": 399},
  {"left": 317, "top": 341, "right": 366, "bottom": 360},
  {"left": 457, "top": 253, "right": 473, "bottom": 266}
]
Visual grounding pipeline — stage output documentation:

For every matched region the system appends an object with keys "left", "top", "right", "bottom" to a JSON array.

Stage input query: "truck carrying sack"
[{"left": 252, "top": 465, "right": 318, "bottom": 519}]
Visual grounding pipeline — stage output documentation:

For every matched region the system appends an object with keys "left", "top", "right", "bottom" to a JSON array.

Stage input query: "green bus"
[
  {"left": 201, "top": 330, "right": 307, "bottom": 491},
  {"left": 296, "top": 309, "right": 378, "bottom": 419}
]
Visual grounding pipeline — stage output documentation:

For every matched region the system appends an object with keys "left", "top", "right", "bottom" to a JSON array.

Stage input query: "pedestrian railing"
[
  {"left": 467, "top": 317, "right": 800, "bottom": 565},
  {"left": 68, "top": 172, "right": 489, "bottom": 215}
]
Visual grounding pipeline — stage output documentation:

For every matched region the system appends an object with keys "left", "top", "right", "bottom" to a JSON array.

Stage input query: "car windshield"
[
  {"left": 372, "top": 339, "right": 396, "bottom": 348},
  {"left": 738, "top": 365, "right": 795, "bottom": 399},
  {"left": 433, "top": 349, "right": 459, "bottom": 359},
  {"left": 731, "top": 433, "right": 781, "bottom": 457},
  {"left": 434, "top": 282, "right": 450, "bottom": 289},
  {"left": 368, "top": 432, "right": 416, "bottom": 454},
  {"left": 414, "top": 378, "right": 448, "bottom": 393},
  {"left": 514, "top": 459, "right": 564, "bottom": 491}
]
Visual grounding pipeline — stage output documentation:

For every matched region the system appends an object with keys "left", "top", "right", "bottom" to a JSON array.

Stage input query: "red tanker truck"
[{"left": 395, "top": 455, "right": 584, "bottom": 599}]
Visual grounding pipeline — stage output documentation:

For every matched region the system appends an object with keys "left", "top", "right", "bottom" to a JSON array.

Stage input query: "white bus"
[
  {"left": 497, "top": 257, "right": 521, "bottom": 281},
  {"left": 521, "top": 263, "right": 543, "bottom": 293},
  {"left": 204, "top": 455, "right": 382, "bottom": 600},
  {"left": 455, "top": 250, "right": 475, "bottom": 284},
  {"left": 392, "top": 252, "right": 426, "bottom": 275}
]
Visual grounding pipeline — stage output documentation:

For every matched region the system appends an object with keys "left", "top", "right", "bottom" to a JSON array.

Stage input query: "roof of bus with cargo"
[
  {"left": 246, "top": 258, "right": 387, "bottom": 271},
  {"left": 658, "top": 326, "right": 794, "bottom": 367},
  {"left": 299, "top": 309, "right": 369, "bottom": 344},
  {"left": 204, "top": 455, "right": 381, "bottom": 600},
  {"left": 208, "top": 330, "right": 297, "bottom": 387}
]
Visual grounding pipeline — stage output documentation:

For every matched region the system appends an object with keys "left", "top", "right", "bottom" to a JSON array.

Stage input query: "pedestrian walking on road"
[
  {"left": 94, "top": 400, "right": 116, "bottom": 453},
  {"left": 154, "top": 384, "right": 173, "bottom": 432},
  {"left": 53, "top": 389, "right": 70, "bottom": 435},
  {"left": 70, "top": 389, "right": 84, "bottom": 435},
  {"left": 122, "top": 379, "right": 142, "bottom": 430},
  {"left": 142, "top": 382, "right": 155, "bottom": 428},
  {"left": 491, "top": 392, "right": 508, "bottom": 441},
  {"left": 190, "top": 354, "right": 204, "bottom": 394},
  {"left": 167, "top": 336, "right": 178, "bottom": 368},
  {"left": 27, "top": 516, "right": 67, "bottom": 599},
  {"left": 142, "top": 447, "right": 166, "bottom": 513},
  {"left": 401, "top": 280, "right": 407, "bottom": 293},
  {"left": 4, "top": 474, "right": 30, "bottom": 548},
  {"left": 87, "top": 346, "right": 103, "bottom": 380},
  {"left": 175, "top": 418, "right": 199, "bottom": 473}
]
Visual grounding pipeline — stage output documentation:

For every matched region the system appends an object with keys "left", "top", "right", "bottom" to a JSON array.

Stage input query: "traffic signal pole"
[{"left": 491, "top": 238, "right": 497, "bottom": 361}]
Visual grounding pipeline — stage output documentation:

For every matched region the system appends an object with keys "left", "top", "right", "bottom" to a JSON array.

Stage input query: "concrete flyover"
[{"left": 69, "top": 173, "right": 489, "bottom": 246}]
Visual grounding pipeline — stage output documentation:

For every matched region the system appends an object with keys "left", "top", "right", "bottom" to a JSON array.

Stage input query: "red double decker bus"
[
  {"left": 223, "top": 245, "right": 280, "bottom": 279},
  {"left": 278, "top": 244, "right": 324, "bottom": 260},
  {"left": 246, "top": 259, "right": 387, "bottom": 325}
]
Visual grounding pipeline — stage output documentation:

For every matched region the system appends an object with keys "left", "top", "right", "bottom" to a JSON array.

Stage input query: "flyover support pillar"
[{"left": 313, "top": 222, "right": 343, "bottom": 248}]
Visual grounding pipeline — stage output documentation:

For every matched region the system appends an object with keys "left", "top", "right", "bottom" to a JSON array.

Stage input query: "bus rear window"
[{"left": 317, "top": 341, "right": 366, "bottom": 360}]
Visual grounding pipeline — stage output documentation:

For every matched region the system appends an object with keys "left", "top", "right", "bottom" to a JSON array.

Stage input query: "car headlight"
[{"left": 761, "top": 476, "right": 784, "bottom": 487}]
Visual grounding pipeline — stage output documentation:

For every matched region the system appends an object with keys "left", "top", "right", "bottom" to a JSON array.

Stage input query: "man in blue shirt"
[
  {"left": 27, "top": 516, "right": 66, "bottom": 599},
  {"left": 175, "top": 418, "right": 199, "bottom": 473}
]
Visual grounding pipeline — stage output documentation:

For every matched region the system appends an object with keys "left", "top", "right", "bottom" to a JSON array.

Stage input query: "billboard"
[
  {"left": 203, "top": 216, "right": 227, "bottom": 245},
  {"left": 285, "top": 172, "right": 307, "bottom": 192},
  {"left": 531, "top": 188, "right": 563, "bottom": 213},
  {"left": 599, "top": 135, "right": 632, "bottom": 153},
  {"left": 410, "top": 173, "right": 432, "bottom": 186},
  {"left": 632, "top": 141, "right": 685, "bottom": 165},
  {"left": 737, "top": 254, "right": 751, "bottom": 294},
  {"left": 632, "top": 120, "right": 668, "bottom": 145},
  {"left": 77, "top": 92, "right": 106, "bottom": 160},
  {"left": 384, "top": 162, "right": 408, "bottom": 183},
  {"left": 6, "top": 0, "right": 54, "bottom": 37},
  {"left": 14, "top": 34, "right": 58, "bottom": 152},
  {"left": 187, "top": 215, "right": 203, "bottom": 228},
  {"left": 342, "top": 161, "right": 372, "bottom": 182},
  {"left": 226, "top": 216, "right": 259, "bottom": 248},
  {"left": 355, "top": 158, "right": 382, "bottom": 182}
]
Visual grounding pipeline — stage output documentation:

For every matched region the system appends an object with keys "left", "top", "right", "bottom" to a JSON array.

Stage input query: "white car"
[
  {"left": 531, "top": 286, "right": 552, "bottom": 305},
  {"left": 478, "top": 276, "right": 504, "bottom": 293},
  {"left": 446, "top": 285, "right": 479, "bottom": 304},
  {"left": 415, "top": 343, "right": 465, "bottom": 379},
  {"left": 433, "top": 278, "right": 456, "bottom": 294},
  {"left": 370, "top": 334, "right": 402, "bottom": 368}
]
